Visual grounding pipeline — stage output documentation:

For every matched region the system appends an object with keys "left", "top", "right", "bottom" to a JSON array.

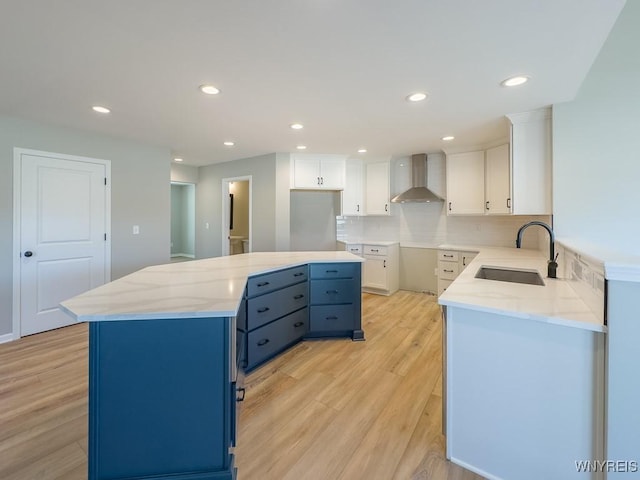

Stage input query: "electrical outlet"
[
  {"left": 205, "top": 222, "right": 210, "bottom": 229},
  {"left": 133, "top": 225, "right": 140, "bottom": 235}
]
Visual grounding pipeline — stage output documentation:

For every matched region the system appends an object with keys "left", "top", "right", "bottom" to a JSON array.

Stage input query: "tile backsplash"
[{"left": 337, "top": 203, "right": 550, "bottom": 250}]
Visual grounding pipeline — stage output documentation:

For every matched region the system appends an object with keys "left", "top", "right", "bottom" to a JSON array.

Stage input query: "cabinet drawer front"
[
  {"left": 363, "top": 245, "right": 388, "bottom": 256},
  {"left": 247, "top": 282, "right": 308, "bottom": 331},
  {"left": 438, "top": 251, "right": 459, "bottom": 262},
  {"left": 310, "top": 263, "right": 357, "bottom": 279},
  {"left": 438, "top": 279, "right": 453, "bottom": 296},
  {"left": 438, "top": 261, "right": 460, "bottom": 280},
  {"left": 310, "top": 305, "right": 354, "bottom": 332},
  {"left": 310, "top": 279, "right": 356, "bottom": 305},
  {"left": 247, "top": 308, "right": 308, "bottom": 368},
  {"left": 247, "top": 265, "right": 308, "bottom": 297},
  {"left": 345, "top": 244, "right": 363, "bottom": 255}
]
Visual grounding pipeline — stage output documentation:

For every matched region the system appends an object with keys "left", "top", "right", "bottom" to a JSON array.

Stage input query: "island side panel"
[
  {"left": 445, "top": 306, "right": 604, "bottom": 480},
  {"left": 88, "top": 317, "right": 235, "bottom": 480}
]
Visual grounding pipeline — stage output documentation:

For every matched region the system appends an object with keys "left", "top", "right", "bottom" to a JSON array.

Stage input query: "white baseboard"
[
  {"left": 171, "top": 253, "right": 195, "bottom": 258},
  {"left": 0, "top": 332, "right": 15, "bottom": 344}
]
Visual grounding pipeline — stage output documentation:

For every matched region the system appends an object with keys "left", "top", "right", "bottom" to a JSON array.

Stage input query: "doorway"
[
  {"left": 170, "top": 182, "right": 196, "bottom": 262},
  {"left": 13, "top": 148, "right": 111, "bottom": 338},
  {"left": 221, "top": 176, "right": 251, "bottom": 256}
]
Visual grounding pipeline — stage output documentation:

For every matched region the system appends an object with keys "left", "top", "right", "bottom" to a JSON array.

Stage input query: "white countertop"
[
  {"left": 336, "top": 239, "right": 399, "bottom": 246},
  {"left": 438, "top": 246, "right": 605, "bottom": 333},
  {"left": 61, "top": 251, "right": 363, "bottom": 322}
]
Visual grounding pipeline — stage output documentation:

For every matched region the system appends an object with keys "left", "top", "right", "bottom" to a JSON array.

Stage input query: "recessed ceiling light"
[
  {"left": 296, "top": 145, "right": 307, "bottom": 150},
  {"left": 92, "top": 105, "right": 111, "bottom": 114},
  {"left": 442, "top": 136, "right": 455, "bottom": 141},
  {"left": 199, "top": 84, "right": 221, "bottom": 95},
  {"left": 501, "top": 75, "right": 529, "bottom": 87},
  {"left": 357, "top": 149, "right": 367, "bottom": 153},
  {"left": 174, "top": 157, "right": 183, "bottom": 162},
  {"left": 290, "top": 123, "right": 304, "bottom": 130},
  {"left": 223, "top": 141, "right": 235, "bottom": 147},
  {"left": 406, "top": 92, "right": 428, "bottom": 102}
]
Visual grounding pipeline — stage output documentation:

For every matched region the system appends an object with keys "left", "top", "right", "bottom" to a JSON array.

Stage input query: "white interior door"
[{"left": 18, "top": 153, "right": 109, "bottom": 336}]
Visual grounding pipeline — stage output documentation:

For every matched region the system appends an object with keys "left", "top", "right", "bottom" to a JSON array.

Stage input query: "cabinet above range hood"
[{"left": 391, "top": 154, "right": 444, "bottom": 203}]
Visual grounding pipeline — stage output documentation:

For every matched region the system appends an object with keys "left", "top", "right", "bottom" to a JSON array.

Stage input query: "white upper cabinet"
[
  {"left": 291, "top": 154, "right": 346, "bottom": 190},
  {"left": 446, "top": 151, "right": 485, "bottom": 215},
  {"left": 365, "top": 161, "right": 390, "bottom": 215},
  {"left": 507, "top": 108, "right": 552, "bottom": 215},
  {"left": 484, "top": 144, "right": 511, "bottom": 214},
  {"left": 342, "top": 159, "right": 364, "bottom": 215}
]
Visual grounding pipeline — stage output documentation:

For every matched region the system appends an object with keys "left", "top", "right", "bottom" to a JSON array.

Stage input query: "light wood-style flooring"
[{"left": 0, "top": 291, "right": 484, "bottom": 480}]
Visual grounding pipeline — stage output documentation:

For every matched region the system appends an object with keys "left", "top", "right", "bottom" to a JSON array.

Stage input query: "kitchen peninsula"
[
  {"left": 439, "top": 246, "right": 605, "bottom": 480},
  {"left": 61, "top": 251, "right": 364, "bottom": 480}
]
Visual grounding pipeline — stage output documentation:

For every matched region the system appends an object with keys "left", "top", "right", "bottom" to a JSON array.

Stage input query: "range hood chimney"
[{"left": 391, "top": 154, "right": 444, "bottom": 203}]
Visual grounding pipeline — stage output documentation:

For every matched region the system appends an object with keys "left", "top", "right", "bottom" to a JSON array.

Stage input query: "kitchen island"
[
  {"left": 61, "top": 251, "right": 364, "bottom": 480},
  {"left": 438, "top": 246, "right": 605, "bottom": 480}
]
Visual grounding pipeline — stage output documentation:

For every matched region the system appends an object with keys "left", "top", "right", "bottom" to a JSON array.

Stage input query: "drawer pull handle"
[
  {"left": 293, "top": 272, "right": 305, "bottom": 277},
  {"left": 257, "top": 307, "right": 270, "bottom": 313},
  {"left": 326, "top": 290, "right": 339, "bottom": 294},
  {"left": 326, "top": 316, "right": 338, "bottom": 321},
  {"left": 293, "top": 321, "right": 305, "bottom": 328},
  {"left": 444, "top": 269, "right": 454, "bottom": 273},
  {"left": 257, "top": 339, "right": 270, "bottom": 346},
  {"left": 236, "top": 387, "right": 246, "bottom": 402},
  {"left": 325, "top": 269, "right": 339, "bottom": 273},
  {"left": 257, "top": 281, "right": 270, "bottom": 287},
  {"left": 370, "top": 249, "right": 379, "bottom": 252},
  {"left": 294, "top": 294, "right": 305, "bottom": 300},
  {"left": 443, "top": 254, "right": 454, "bottom": 258}
]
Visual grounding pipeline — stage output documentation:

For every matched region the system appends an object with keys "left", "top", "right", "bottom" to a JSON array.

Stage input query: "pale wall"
[
  {"left": 0, "top": 114, "right": 171, "bottom": 337},
  {"left": 553, "top": 0, "right": 640, "bottom": 255},
  {"left": 197, "top": 153, "right": 290, "bottom": 258}
]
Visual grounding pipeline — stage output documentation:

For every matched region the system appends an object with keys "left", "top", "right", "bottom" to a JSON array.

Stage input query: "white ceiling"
[{"left": 0, "top": 0, "right": 626, "bottom": 166}]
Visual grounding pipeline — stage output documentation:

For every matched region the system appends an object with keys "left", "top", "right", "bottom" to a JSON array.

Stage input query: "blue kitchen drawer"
[
  {"left": 246, "top": 282, "right": 308, "bottom": 330},
  {"left": 246, "top": 308, "right": 309, "bottom": 369},
  {"left": 310, "top": 304, "right": 355, "bottom": 332},
  {"left": 310, "top": 279, "right": 357, "bottom": 305},
  {"left": 309, "top": 263, "right": 357, "bottom": 280},
  {"left": 247, "top": 265, "right": 307, "bottom": 297}
]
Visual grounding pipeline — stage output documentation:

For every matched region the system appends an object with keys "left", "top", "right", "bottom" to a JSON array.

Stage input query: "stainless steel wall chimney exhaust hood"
[{"left": 391, "top": 154, "right": 444, "bottom": 203}]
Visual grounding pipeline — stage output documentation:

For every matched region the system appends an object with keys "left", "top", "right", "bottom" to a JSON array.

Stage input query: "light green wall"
[
  {"left": 197, "top": 153, "right": 290, "bottom": 258},
  {"left": 553, "top": 0, "right": 640, "bottom": 254},
  {"left": 0, "top": 114, "right": 171, "bottom": 337}
]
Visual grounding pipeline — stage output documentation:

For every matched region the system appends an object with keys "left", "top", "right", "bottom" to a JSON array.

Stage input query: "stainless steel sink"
[{"left": 475, "top": 266, "right": 545, "bottom": 286}]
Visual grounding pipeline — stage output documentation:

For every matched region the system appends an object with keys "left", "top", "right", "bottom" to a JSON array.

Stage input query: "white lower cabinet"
[
  {"left": 437, "top": 249, "right": 478, "bottom": 296},
  {"left": 337, "top": 241, "right": 399, "bottom": 295}
]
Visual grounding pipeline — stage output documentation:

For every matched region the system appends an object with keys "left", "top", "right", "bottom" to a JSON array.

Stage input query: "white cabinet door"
[
  {"left": 319, "top": 156, "right": 346, "bottom": 190},
  {"left": 292, "top": 154, "right": 346, "bottom": 190},
  {"left": 508, "top": 108, "right": 552, "bottom": 215},
  {"left": 342, "top": 160, "right": 364, "bottom": 215},
  {"left": 485, "top": 144, "right": 511, "bottom": 215},
  {"left": 363, "top": 255, "right": 387, "bottom": 290},
  {"left": 292, "top": 156, "right": 321, "bottom": 189},
  {"left": 365, "top": 161, "right": 390, "bottom": 215},
  {"left": 446, "top": 151, "right": 485, "bottom": 215}
]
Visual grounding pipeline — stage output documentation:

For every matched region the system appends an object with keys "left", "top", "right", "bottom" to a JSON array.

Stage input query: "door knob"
[{"left": 24, "top": 251, "right": 33, "bottom": 257}]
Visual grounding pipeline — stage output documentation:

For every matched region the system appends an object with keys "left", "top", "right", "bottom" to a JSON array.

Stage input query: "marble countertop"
[
  {"left": 336, "top": 239, "right": 399, "bottom": 246},
  {"left": 438, "top": 246, "right": 606, "bottom": 333},
  {"left": 61, "top": 251, "right": 363, "bottom": 322}
]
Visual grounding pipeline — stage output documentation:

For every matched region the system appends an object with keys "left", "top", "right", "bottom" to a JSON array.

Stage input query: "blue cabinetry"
[
  {"left": 308, "top": 263, "right": 364, "bottom": 340},
  {"left": 88, "top": 317, "right": 237, "bottom": 480}
]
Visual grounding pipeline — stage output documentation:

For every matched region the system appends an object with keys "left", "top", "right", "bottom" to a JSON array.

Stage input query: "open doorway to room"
[
  {"left": 221, "top": 176, "right": 251, "bottom": 256},
  {"left": 170, "top": 182, "right": 196, "bottom": 262}
]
